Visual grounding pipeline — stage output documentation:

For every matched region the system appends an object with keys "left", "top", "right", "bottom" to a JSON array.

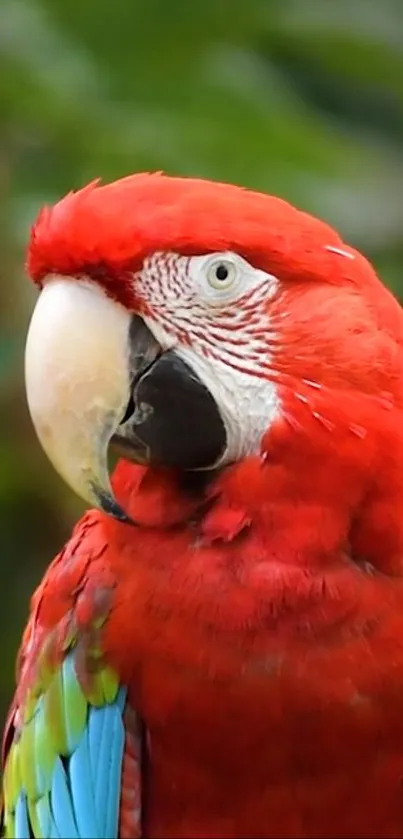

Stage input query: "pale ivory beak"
[{"left": 25, "top": 276, "right": 132, "bottom": 520}]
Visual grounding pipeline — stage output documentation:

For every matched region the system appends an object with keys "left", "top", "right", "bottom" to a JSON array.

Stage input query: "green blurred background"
[{"left": 1, "top": 0, "right": 403, "bottom": 726}]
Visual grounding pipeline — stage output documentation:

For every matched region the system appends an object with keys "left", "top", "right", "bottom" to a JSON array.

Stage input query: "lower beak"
[{"left": 25, "top": 276, "right": 225, "bottom": 522}]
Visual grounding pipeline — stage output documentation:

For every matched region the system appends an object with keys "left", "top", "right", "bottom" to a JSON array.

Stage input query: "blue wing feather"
[
  {"left": 94, "top": 703, "right": 124, "bottom": 835},
  {"left": 69, "top": 728, "right": 99, "bottom": 838},
  {"left": 51, "top": 758, "right": 79, "bottom": 839},
  {"left": 14, "top": 795, "right": 30, "bottom": 839},
  {"left": 4, "top": 651, "right": 129, "bottom": 838},
  {"left": 101, "top": 702, "right": 125, "bottom": 837},
  {"left": 51, "top": 698, "right": 126, "bottom": 839}
]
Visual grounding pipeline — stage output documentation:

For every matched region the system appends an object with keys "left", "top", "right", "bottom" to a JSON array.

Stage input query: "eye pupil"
[{"left": 215, "top": 264, "right": 229, "bottom": 281}]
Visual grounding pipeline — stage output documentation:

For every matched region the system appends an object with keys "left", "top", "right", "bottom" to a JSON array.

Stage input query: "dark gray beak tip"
[{"left": 90, "top": 483, "right": 137, "bottom": 526}]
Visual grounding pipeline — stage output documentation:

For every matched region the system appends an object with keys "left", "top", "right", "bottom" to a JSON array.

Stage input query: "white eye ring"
[{"left": 206, "top": 258, "right": 238, "bottom": 291}]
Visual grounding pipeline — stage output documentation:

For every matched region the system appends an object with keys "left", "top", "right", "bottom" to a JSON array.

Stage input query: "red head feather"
[
  {"left": 27, "top": 173, "right": 403, "bottom": 396},
  {"left": 28, "top": 173, "right": 341, "bottom": 283},
  {"left": 26, "top": 172, "right": 396, "bottom": 316}
]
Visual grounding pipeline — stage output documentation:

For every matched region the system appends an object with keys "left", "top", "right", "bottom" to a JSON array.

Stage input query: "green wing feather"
[{"left": 2, "top": 639, "right": 126, "bottom": 838}]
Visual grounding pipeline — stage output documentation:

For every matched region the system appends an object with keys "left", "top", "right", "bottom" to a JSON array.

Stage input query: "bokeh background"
[{"left": 1, "top": 0, "right": 403, "bottom": 726}]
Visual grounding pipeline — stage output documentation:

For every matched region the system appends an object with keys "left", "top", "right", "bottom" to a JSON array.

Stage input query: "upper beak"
[{"left": 25, "top": 276, "right": 159, "bottom": 522}]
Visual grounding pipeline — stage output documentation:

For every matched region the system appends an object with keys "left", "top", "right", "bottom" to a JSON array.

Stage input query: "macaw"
[{"left": 2, "top": 173, "right": 403, "bottom": 839}]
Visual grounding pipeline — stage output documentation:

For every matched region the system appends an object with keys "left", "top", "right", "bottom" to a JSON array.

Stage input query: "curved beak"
[
  {"left": 25, "top": 275, "right": 227, "bottom": 523},
  {"left": 24, "top": 276, "right": 149, "bottom": 522}
]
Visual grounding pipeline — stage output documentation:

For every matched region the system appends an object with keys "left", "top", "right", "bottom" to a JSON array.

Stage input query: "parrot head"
[{"left": 25, "top": 173, "right": 403, "bottom": 538}]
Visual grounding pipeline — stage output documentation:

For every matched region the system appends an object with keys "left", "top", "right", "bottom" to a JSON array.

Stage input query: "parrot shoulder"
[{"left": 1, "top": 511, "right": 142, "bottom": 839}]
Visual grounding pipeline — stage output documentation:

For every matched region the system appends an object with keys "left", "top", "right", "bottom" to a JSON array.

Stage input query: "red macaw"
[{"left": 3, "top": 173, "right": 403, "bottom": 838}]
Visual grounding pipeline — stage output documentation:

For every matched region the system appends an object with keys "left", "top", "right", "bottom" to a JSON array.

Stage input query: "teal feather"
[
  {"left": 49, "top": 816, "right": 61, "bottom": 839},
  {"left": 69, "top": 728, "right": 99, "bottom": 837},
  {"left": 104, "top": 705, "right": 125, "bottom": 837},
  {"left": 88, "top": 705, "right": 103, "bottom": 784},
  {"left": 51, "top": 758, "right": 79, "bottom": 838},
  {"left": 34, "top": 794, "right": 51, "bottom": 838},
  {"left": 14, "top": 795, "right": 29, "bottom": 839},
  {"left": 93, "top": 700, "right": 125, "bottom": 836}
]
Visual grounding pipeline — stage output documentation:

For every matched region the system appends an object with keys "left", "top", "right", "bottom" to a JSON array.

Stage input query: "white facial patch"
[
  {"left": 175, "top": 346, "right": 280, "bottom": 465},
  {"left": 136, "top": 251, "right": 281, "bottom": 465}
]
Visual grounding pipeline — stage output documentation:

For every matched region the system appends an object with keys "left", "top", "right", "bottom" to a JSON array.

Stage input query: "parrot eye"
[{"left": 206, "top": 258, "right": 238, "bottom": 291}]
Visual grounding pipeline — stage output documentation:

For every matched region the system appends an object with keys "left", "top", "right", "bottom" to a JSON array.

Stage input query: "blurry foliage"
[{"left": 0, "top": 0, "right": 402, "bottom": 722}]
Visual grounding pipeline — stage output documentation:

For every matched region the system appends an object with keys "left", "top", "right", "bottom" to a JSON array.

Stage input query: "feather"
[
  {"left": 14, "top": 795, "right": 29, "bottom": 839},
  {"left": 3, "top": 650, "right": 128, "bottom": 839},
  {"left": 50, "top": 758, "right": 79, "bottom": 838}
]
